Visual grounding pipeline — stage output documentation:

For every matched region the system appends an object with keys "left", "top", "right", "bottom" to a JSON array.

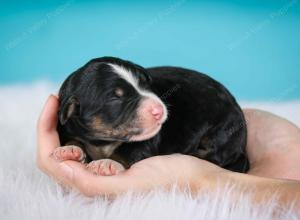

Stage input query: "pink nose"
[{"left": 151, "top": 105, "right": 164, "bottom": 120}]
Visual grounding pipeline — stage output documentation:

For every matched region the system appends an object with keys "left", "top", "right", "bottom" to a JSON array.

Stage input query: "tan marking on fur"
[
  {"left": 197, "top": 148, "right": 211, "bottom": 157},
  {"left": 90, "top": 117, "right": 105, "bottom": 130},
  {"left": 102, "top": 144, "right": 120, "bottom": 155},
  {"left": 67, "top": 103, "right": 76, "bottom": 119},
  {"left": 86, "top": 142, "right": 122, "bottom": 160},
  {"left": 89, "top": 116, "right": 141, "bottom": 139},
  {"left": 198, "top": 137, "right": 213, "bottom": 157}
]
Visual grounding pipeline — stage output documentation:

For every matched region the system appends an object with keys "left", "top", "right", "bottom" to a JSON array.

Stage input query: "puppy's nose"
[{"left": 151, "top": 105, "right": 163, "bottom": 120}]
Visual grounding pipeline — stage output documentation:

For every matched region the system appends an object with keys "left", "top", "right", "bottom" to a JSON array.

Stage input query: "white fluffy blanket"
[{"left": 0, "top": 82, "right": 299, "bottom": 220}]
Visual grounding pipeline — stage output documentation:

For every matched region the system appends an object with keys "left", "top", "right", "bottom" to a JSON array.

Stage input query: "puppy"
[{"left": 55, "top": 57, "right": 248, "bottom": 176}]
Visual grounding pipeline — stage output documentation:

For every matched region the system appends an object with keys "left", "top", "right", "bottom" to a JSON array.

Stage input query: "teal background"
[{"left": 0, "top": 0, "right": 300, "bottom": 100}]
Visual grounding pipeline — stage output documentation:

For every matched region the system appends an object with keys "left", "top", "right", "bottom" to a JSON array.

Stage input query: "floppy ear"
[
  {"left": 145, "top": 72, "right": 152, "bottom": 84},
  {"left": 59, "top": 95, "right": 80, "bottom": 125},
  {"left": 141, "top": 71, "right": 152, "bottom": 85}
]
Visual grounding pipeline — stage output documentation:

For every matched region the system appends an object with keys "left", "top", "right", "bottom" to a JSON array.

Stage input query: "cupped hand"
[{"left": 37, "top": 95, "right": 227, "bottom": 197}]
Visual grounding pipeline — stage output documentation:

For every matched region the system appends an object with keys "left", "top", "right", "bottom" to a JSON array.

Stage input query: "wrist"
[
  {"left": 190, "top": 168, "right": 232, "bottom": 193},
  {"left": 190, "top": 168, "right": 263, "bottom": 193}
]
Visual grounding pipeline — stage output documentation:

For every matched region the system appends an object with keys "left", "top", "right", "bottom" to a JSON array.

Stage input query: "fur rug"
[{"left": 0, "top": 82, "right": 299, "bottom": 220}]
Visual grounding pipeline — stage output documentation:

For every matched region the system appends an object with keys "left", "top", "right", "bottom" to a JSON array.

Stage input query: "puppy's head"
[{"left": 58, "top": 57, "right": 167, "bottom": 143}]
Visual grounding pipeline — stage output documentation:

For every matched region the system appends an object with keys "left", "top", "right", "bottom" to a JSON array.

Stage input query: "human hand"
[{"left": 37, "top": 95, "right": 227, "bottom": 197}]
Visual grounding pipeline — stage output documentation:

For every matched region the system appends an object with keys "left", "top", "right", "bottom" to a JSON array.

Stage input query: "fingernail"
[{"left": 50, "top": 94, "right": 59, "bottom": 99}]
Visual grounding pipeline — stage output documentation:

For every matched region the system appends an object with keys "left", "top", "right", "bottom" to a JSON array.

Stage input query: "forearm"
[
  {"left": 236, "top": 173, "right": 299, "bottom": 203},
  {"left": 201, "top": 171, "right": 300, "bottom": 213}
]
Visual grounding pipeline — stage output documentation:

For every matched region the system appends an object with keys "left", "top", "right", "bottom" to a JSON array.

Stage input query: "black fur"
[{"left": 57, "top": 57, "right": 249, "bottom": 172}]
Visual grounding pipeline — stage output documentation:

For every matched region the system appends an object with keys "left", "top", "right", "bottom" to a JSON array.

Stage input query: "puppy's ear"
[
  {"left": 144, "top": 72, "right": 152, "bottom": 84},
  {"left": 59, "top": 96, "right": 80, "bottom": 125},
  {"left": 141, "top": 71, "right": 152, "bottom": 85}
]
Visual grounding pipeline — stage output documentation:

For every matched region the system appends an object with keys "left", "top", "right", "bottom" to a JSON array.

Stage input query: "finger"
[{"left": 37, "top": 95, "right": 61, "bottom": 157}]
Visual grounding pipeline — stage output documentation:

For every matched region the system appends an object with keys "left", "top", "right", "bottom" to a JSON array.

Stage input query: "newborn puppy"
[{"left": 55, "top": 56, "right": 248, "bottom": 176}]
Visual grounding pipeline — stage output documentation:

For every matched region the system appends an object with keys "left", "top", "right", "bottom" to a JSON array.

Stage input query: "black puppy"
[{"left": 55, "top": 57, "right": 248, "bottom": 175}]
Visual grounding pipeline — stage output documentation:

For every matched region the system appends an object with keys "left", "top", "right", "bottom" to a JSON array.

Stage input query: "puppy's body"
[{"left": 58, "top": 57, "right": 248, "bottom": 172}]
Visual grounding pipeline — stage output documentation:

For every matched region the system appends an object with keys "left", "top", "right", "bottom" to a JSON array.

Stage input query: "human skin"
[{"left": 37, "top": 95, "right": 300, "bottom": 209}]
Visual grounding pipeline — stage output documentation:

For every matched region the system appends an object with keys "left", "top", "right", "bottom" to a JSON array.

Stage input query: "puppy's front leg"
[
  {"left": 52, "top": 145, "right": 86, "bottom": 163},
  {"left": 86, "top": 159, "right": 125, "bottom": 176}
]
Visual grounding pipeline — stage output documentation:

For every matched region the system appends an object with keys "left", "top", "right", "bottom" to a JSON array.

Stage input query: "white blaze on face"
[{"left": 108, "top": 63, "right": 168, "bottom": 141}]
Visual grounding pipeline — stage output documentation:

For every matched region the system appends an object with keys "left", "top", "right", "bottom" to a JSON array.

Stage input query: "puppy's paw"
[
  {"left": 86, "top": 159, "right": 125, "bottom": 176},
  {"left": 52, "top": 145, "right": 86, "bottom": 162}
]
